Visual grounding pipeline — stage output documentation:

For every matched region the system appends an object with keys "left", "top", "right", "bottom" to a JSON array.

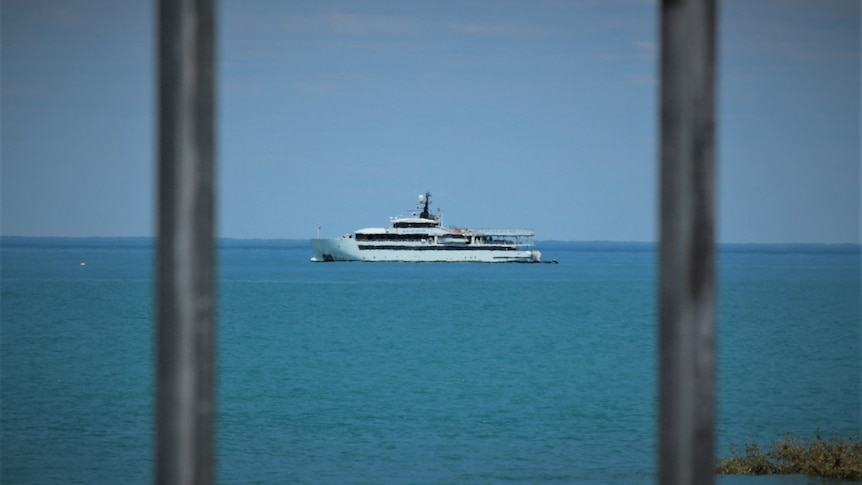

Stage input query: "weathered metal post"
[
  {"left": 658, "top": 0, "right": 717, "bottom": 484},
  {"left": 156, "top": 0, "right": 216, "bottom": 483}
]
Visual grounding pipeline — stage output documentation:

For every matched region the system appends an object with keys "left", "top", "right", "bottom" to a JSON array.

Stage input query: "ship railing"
[{"left": 459, "top": 228, "right": 535, "bottom": 237}]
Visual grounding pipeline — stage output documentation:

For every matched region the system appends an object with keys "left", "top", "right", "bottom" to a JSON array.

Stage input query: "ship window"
[
  {"left": 393, "top": 221, "right": 437, "bottom": 228},
  {"left": 356, "top": 233, "right": 429, "bottom": 241}
]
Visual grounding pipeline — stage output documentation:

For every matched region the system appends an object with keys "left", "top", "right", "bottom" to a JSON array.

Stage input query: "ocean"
[{"left": 1, "top": 238, "right": 859, "bottom": 484}]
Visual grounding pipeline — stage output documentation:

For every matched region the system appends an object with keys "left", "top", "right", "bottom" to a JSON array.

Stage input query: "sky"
[{"left": 1, "top": 0, "right": 859, "bottom": 243}]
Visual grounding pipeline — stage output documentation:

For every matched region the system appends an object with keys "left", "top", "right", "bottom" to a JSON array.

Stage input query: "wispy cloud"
[
  {"left": 227, "top": 11, "right": 421, "bottom": 38},
  {"left": 626, "top": 72, "right": 655, "bottom": 86},
  {"left": 755, "top": 39, "right": 859, "bottom": 62},
  {"left": 721, "top": 2, "right": 859, "bottom": 65},
  {"left": 228, "top": 10, "right": 541, "bottom": 40},
  {"left": 540, "top": 0, "right": 655, "bottom": 9},
  {"left": 632, "top": 40, "right": 655, "bottom": 53},
  {"left": 446, "top": 21, "right": 536, "bottom": 37},
  {"left": 323, "top": 12, "right": 416, "bottom": 36},
  {"left": 40, "top": 6, "right": 82, "bottom": 27},
  {"left": 296, "top": 81, "right": 336, "bottom": 96}
]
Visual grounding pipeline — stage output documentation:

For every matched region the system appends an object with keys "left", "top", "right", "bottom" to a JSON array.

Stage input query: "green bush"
[{"left": 716, "top": 433, "right": 862, "bottom": 480}]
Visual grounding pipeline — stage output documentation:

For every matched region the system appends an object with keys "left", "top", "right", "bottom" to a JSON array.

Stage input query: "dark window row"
[
  {"left": 393, "top": 222, "right": 438, "bottom": 228},
  {"left": 358, "top": 245, "right": 518, "bottom": 251},
  {"left": 355, "top": 233, "right": 430, "bottom": 242}
]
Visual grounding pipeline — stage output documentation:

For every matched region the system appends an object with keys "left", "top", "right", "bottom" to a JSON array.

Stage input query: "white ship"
[{"left": 311, "top": 192, "right": 541, "bottom": 263}]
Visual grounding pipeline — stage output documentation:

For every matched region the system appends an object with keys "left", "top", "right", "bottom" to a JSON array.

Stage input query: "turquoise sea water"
[{"left": 1, "top": 238, "right": 859, "bottom": 484}]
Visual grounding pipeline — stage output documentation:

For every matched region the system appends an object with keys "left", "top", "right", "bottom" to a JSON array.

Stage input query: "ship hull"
[{"left": 311, "top": 238, "right": 540, "bottom": 263}]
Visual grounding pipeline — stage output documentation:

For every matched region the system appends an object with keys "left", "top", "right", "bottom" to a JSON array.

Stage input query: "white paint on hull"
[{"left": 310, "top": 237, "right": 541, "bottom": 263}]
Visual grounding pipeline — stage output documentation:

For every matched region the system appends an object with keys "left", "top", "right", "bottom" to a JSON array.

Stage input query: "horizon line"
[{"left": 1, "top": 235, "right": 860, "bottom": 246}]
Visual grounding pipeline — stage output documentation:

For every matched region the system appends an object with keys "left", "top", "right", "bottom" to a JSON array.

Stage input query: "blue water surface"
[{"left": 1, "top": 238, "right": 858, "bottom": 484}]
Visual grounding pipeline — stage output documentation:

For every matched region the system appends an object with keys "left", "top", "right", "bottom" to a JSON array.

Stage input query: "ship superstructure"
[{"left": 311, "top": 192, "right": 541, "bottom": 263}]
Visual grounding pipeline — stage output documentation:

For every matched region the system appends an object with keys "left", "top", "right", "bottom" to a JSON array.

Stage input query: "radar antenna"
[{"left": 419, "top": 190, "right": 432, "bottom": 219}]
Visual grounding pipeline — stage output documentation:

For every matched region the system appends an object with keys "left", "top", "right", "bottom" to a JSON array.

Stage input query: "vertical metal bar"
[
  {"left": 156, "top": 0, "right": 216, "bottom": 483},
  {"left": 659, "top": 0, "right": 717, "bottom": 484}
]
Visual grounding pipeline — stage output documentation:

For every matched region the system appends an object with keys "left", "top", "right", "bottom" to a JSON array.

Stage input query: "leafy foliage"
[{"left": 716, "top": 434, "right": 862, "bottom": 480}]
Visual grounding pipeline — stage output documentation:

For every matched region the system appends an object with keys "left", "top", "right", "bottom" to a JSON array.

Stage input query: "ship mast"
[{"left": 419, "top": 191, "right": 432, "bottom": 220}]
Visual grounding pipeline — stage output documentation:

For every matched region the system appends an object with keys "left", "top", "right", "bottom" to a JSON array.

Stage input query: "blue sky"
[{"left": 2, "top": 0, "right": 859, "bottom": 243}]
